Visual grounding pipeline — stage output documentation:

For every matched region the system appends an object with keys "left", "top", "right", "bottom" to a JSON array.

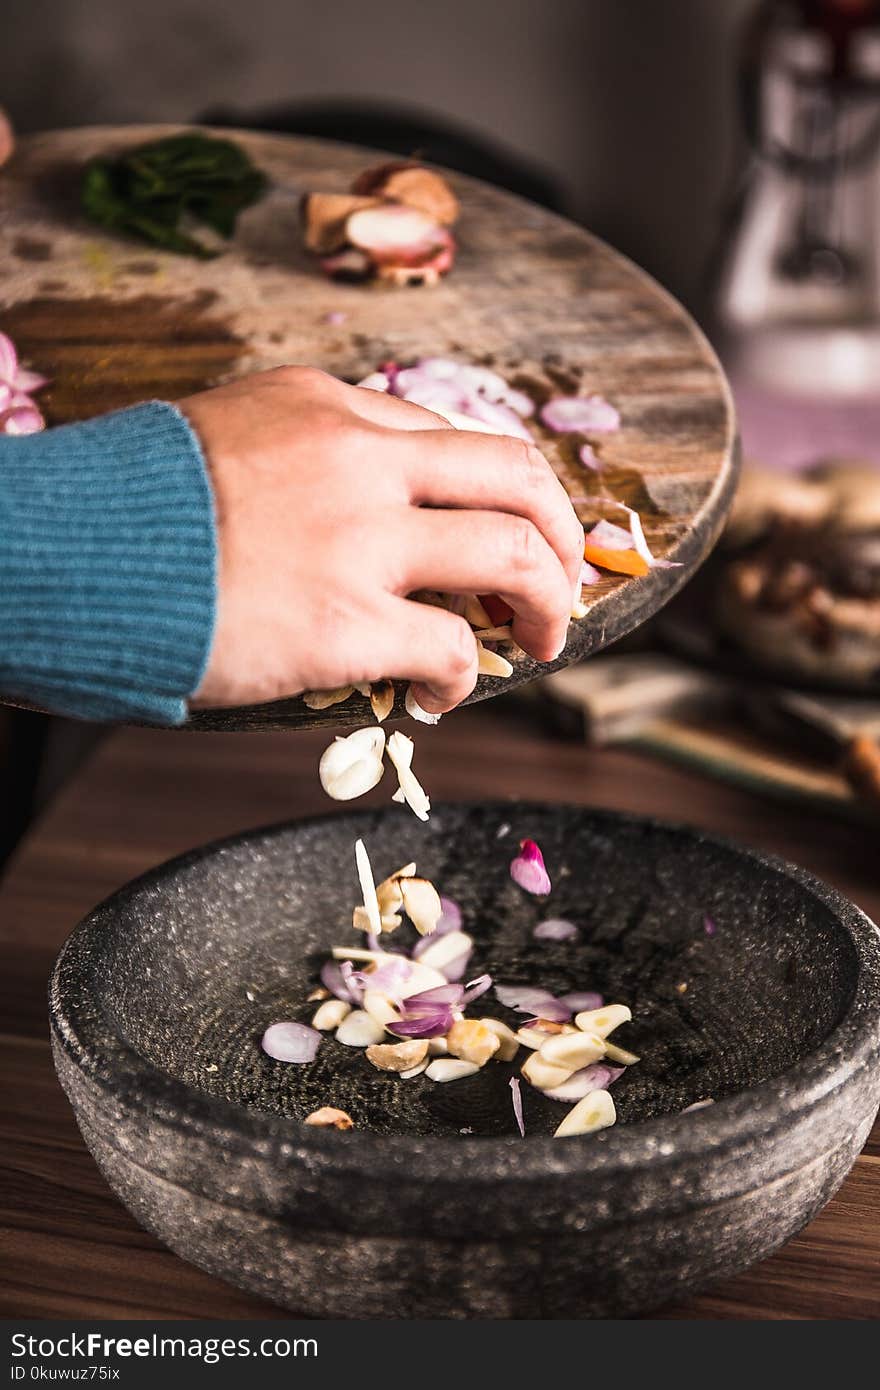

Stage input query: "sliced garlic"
[
  {"left": 427, "top": 1036, "right": 448, "bottom": 1057},
  {"left": 482, "top": 1018, "right": 520, "bottom": 1062},
  {"left": 336, "top": 1009, "right": 386, "bottom": 1047},
  {"left": 386, "top": 731, "right": 431, "bottom": 821},
  {"left": 307, "top": 986, "right": 330, "bottom": 1002},
  {"left": 319, "top": 728, "right": 386, "bottom": 801},
  {"left": 312, "top": 999, "right": 351, "bottom": 1031},
  {"left": 365, "top": 1039, "right": 429, "bottom": 1072},
  {"left": 472, "top": 625, "right": 513, "bottom": 642},
  {"left": 303, "top": 686, "right": 355, "bottom": 710},
  {"left": 516, "top": 1021, "right": 574, "bottom": 1049},
  {"left": 405, "top": 686, "right": 442, "bottom": 725},
  {"left": 446, "top": 1018, "right": 500, "bottom": 1068},
  {"left": 414, "top": 929, "right": 473, "bottom": 973},
  {"left": 400, "top": 963, "right": 448, "bottom": 998},
  {"left": 304, "top": 1106, "right": 353, "bottom": 1129},
  {"left": 400, "top": 1059, "right": 430, "bottom": 1079},
  {"left": 553, "top": 1089, "right": 616, "bottom": 1138},
  {"left": 521, "top": 1051, "right": 574, "bottom": 1091},
  {"left": 370, "top": 680, "right": 395, "bottom": 723},
  {"left": 603, "top": 1041, "right": 640, "bottom": 1066},
  {"left": 329, "top": 948, "right": 445, "bottom": 999},
  {"left": 425, "top": 1058, "right": 480, "bottom": 1083},
  {"left": 574, "top": 1004, "right": 632, "bottom": 1039},
  {"left": 463, "top": 594, "right": 493, "bottom": 628},
  {"left": 476, "top": 641, "right": 513, "bottom": 678},
  {"left": 362, "top": 988, "right": 400, "bottom": 1028},
  {"left": 538, "top": 1030, "right": 605, "bottom": 1070},
  {"left": 353, "top": 904, "right": 402, "bottom": 934},
  {"left": 354, "top": 838, "right": 382, "bottom": 939},
  {"left": 399, "top": 876, "right": 443, "bottom": 936}
]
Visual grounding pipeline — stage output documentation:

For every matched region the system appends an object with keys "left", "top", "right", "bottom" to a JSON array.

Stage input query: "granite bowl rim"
[{"left": 50, "top": 801, "right": 880, "bottom": 1184}]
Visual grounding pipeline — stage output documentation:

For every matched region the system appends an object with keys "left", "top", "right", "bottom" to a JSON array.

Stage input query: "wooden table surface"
[{"left": 1, "top": 705, "right": 878, "bottom": 1320}]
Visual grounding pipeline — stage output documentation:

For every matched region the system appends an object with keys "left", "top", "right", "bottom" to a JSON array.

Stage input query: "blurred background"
[
  {"left": 3, "top": 0, "right": 880, "bottom": 856},
  {"left": 0, "top": 0, "right": 754, "bottom": 317}
]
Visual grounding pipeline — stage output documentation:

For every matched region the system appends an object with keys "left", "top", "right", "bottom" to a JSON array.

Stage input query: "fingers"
[
  {"left": 396, "top": 429, "right": 584, "bottom": 587},
  {"left": 372, "top": 597, "right": 479, "bottom": 714},
  {"left": 398, "top": 509, "right": 573, "bottom": 662}
]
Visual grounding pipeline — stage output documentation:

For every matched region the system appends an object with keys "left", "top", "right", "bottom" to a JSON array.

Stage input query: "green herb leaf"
[{"left": 81, "top": 133, "right": 268, "bottom": 258}]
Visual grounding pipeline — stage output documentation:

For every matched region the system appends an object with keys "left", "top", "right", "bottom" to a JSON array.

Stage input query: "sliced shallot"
[{"left": 261, "top": 1021, "right": 321, "bottom": 1064}]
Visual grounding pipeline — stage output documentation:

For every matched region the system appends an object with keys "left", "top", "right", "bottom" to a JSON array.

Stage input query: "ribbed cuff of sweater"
[{"left": 0, "top": 401, "right": 217, "bottom": 726}]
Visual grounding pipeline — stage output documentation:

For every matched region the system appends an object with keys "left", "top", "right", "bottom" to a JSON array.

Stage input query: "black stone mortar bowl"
[{"left": 49, "top": 803, "right": 880, "bottom": 1318}]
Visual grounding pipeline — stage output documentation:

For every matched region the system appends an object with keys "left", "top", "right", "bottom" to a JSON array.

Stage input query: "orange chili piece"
[{"left": 582, "top": 540, "right": 649, "bottom": 577}]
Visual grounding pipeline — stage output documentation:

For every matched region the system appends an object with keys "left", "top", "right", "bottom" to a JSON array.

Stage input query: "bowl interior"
[{"left": 79, "top": 805, "right": 859, "bottom": 1139}]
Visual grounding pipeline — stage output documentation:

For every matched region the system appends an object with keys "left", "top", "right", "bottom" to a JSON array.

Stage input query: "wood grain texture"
[
  {"left": 1, "top": 708, "right": 878, "bottom": 1319},
  {"left": 0, "top": 126, "right": 737, "bottom": 731}
]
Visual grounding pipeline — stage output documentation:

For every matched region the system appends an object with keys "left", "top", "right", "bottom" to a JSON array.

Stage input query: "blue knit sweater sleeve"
[{"left": 0, "top": 401, "right": 217, "bottom": 726}]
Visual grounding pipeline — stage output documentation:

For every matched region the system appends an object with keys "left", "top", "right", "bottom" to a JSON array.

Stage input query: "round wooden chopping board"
[{"left": 0, "top": 125, "right": 737, "bottom": 731}]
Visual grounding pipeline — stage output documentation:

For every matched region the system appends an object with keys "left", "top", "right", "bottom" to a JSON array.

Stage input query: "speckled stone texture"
[{"left": 50, "top": 804, "right": 880, "bottom": 1318}]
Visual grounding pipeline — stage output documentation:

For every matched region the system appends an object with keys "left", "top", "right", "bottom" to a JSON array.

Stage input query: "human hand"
[{"left": 180, "top": 366, "right": 584, "bottom": 714}]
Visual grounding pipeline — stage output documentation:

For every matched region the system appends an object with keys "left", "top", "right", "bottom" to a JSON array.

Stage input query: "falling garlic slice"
[
  {"left": 387, "top": 731, "right": 431, "bottom": 821},
  {"left": 355, "top": 838, "right": 382, "bottom": 939},
  {"left": 399, "top": 875, "right": 443, "bottom": 936},
  {"left": 319, "top": 727, "right": 386, "bottom": 801}
]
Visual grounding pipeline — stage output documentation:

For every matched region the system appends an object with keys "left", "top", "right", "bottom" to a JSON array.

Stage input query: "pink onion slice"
[
  {"left": 588, "top": 519, "right": 633, "bottom": 550},
  {"left": 387, "top": 1006, "right": 455, "bottom": 1039},
  {"left": 437, "top": 896, "right": 463, "bottom": 933},
  {"left": 558, "top": 990, "right": 603, "bottom": 1013},
  {"left": 339, "top": 959, "right": 364, "bottom": 1005},
  {"left": 704, "top": 915, "right": 717, "bottom": 936},
  {"left": 533, "top": 918, "right": 579, "bottom": 943},
  {"left": 459, "top": 391, "right": 534, "bottom": 441},
  {"left": 461, "top": 973, "right": 492, "bottom": 1004},
  {"left": 510, "top": 1076, "right": 525, "bottom": 1137},
  {"left": 510, "top": 839, "right": 551, "bottom": 896},
  {"left": 1, "top": 403, "right": 45, "bottom": 435},
  {"left": 347, "top": 204, "right": 445, "bottom": 262},
  {"left": 261, "top": 1020, "right": 322, "bottom": 1064},
  {"left": 540, "top": 395, "right": 620, "bottom": 434},
  {"left": 580, "top": 560, "right": 602, "bottom": 585},
  {"left": 13, "top": 368, "right": 49, "bottom": 393},
  {"left": 493, "top": 984, "right": 569, "bottom": 1021},
  {"left": 541, "top": 1063, "right": 624, "bottom": 1102},
  {"left": 400, "top": 983, "right": 464, "bottom": 1009},
  {"left": 320, "top": 959, "right": 356, "bottom": 1002},
  {"left": 351, "top": 955, "right": 412, "bottom": 995},
  {"left": 0, "top": 331, "right": 18, "bottom": 382},
  {"left": 431, "top": 947, "right": 473, "bottom": 982},
  {"left": 387, "top": 357, "right": 535, "bottom": 441},
  {"left": 579, "top": 442, "right": 600, "bottom": 469}
]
